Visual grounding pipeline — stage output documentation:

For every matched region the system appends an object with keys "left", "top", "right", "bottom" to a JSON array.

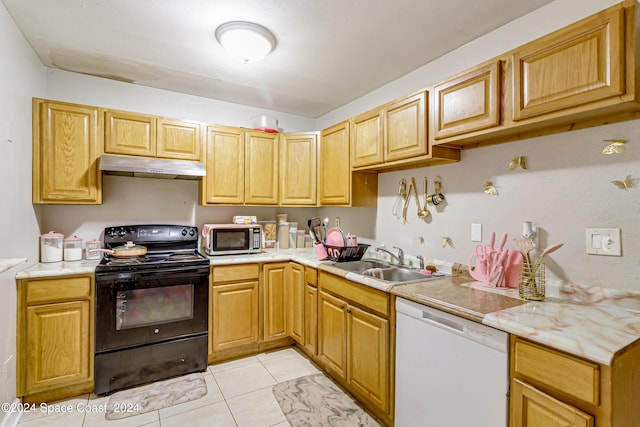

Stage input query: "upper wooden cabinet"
[
  {"left": 351, "top": 91, "right": 461, "bottom": 171},
  {"left": 201, "top": 126, "right": 278, "bottom": 205},
  {"left": 513, "top": 6, "right": 624, "bottom": 121},
  {"left": 201, "top": 125, "right": 245, "bottom": 204},
  {"left": 384, "top": 91, "right": 428, "bottom": 162},
  {"left": 432, "top": 61, "right": 501, "bottom": 139},
  {"left": 320, "top": 121, "right": 351, "bottom": 205},
  {"left": 279, "top": 132, "right": 318, "bottom": 205},
  {"left": 105, "top": 109, "right": 202, "bottom": 160},
  {"left": 320, "top": 121, "right": 378, "bottom": 207},
  {"left": 352, "top": 91, "right": 429, "bottom": 166},
  {"left": 32, "top": 99, "right": 102, "bottom": 205},
  {"left": 245, "top": 130, "right": 279, "bottom": 205},
  {"left": 351, "top": 108, "right": 384, "bottom": 167},
  {"left": 156, "top": 118, "right": 202, "bottom": 160},
  {"left": 432, "top": 1, "right": 640, "bottom": 149}
]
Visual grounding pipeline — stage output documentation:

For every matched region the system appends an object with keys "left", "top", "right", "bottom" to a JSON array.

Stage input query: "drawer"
[
  {"left": 305, "top": 266, "right": 317, "bottom": 286},
  {"left": 26, "top": 276, "right": 92, "bottom": 304},
  {"left": 514, "top": 338, "right": 600, "bottom": 405},
  {"left": 319, "top": 271, "right": 389, "bottom": 317},
  {"left": 212, "top": 264, "right": 259, "bottom": 283}
]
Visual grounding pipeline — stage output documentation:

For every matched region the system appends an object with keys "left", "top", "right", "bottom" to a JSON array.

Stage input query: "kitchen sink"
[
  {"left": 329, "top": 258, "right": 445, "bottom": 284},
  {"left": 362, "top": 267, "right": 430, "bottom": 282},
  {"left": 330, "top": 258, "right": 392, "bottom": 272}
]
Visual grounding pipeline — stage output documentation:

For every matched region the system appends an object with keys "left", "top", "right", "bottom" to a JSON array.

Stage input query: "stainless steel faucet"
[
  {"left": 416, "top": 255, "right": 425, "bottom": 269},
  {"left": 376, "top": 246, "right": 405, "bottom": 265}
]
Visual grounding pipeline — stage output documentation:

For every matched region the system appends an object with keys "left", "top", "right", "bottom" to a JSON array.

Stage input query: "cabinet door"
[
  {"left": 347, "top": 305, "right": 389, "bottom": 412},
  {"left": 25, "top": 301, "right": 92, "bottom": 394},
  {"left": 201, "top": 125, "right": 245, "bottom": 204},
  {"left": 383, "top": 91, "right": 428, "bottom": 162},
  {"left": 433, "top": 61, "right": 501, "bottom": 139},
  {"left": 157, "top": 118, "right": 202, "bottom": 161},
  {"left": 210, "top": 281, "right": 259, "bottom": 353},
  {"left": 319, "top": 121, "right": 350, "bottom": 205},
  {"left": 513, "top": 5, "right": 624, "bottom": 120},
  {"left": 304, "top": 267, "right": 318, "bottom": 356},
  {"left": 351, "top": 108, "right": 383, "bottom": 167},
  {"left": 511, "top": 379, "right": 594, "bottom": 427},
  {"left": 289, "top": 263, "right": 305, "bottom": 343},
  {"left": 104, "top": 109, "right": 156, "bottom": 157},
  {"left": 304, "top": 283, "right": 318, "bottom": 356},
  {"left": 279, "top": 132, "right": 318, "bottom": 205},
  {"left": 33, "top": 100, "right": 102, "bottom": 204},
  {"left": 263, "top": 263, "right": 288, "bottom": 342},
  {"left": 318, "top": 291, "right": 348, "bottom": 379},
  {"left": 245, "top": 130, "right": 278, "bottom": 205}
]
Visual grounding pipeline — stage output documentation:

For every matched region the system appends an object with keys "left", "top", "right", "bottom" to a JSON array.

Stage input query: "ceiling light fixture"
[{"left": 215, "top": 21, "right": 276, "bottom": 64}]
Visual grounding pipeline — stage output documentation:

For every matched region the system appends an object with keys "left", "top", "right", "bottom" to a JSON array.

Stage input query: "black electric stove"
[{"left": 94, "top": 224, "right": 210, "bottom": 395}]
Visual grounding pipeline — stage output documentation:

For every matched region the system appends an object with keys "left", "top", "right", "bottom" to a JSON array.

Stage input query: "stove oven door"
[{"left": 95, "top": 266, "right": 209, "bottom": 353}]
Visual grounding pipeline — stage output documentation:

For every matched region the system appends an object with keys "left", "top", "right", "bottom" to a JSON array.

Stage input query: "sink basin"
[
  {"left": 330, "top": 258, "right": 445, "bottom": 284},
  {"left": 362, "top": 267, "right": 430, "bottom": 283},
  {"left": 330, "top": 258, "right": 392, "bottom": 273}
]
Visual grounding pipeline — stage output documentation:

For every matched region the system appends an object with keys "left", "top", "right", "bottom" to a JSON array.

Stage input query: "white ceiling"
[{"left": 2, "top": 0, "right": 554, "bottom": 118}]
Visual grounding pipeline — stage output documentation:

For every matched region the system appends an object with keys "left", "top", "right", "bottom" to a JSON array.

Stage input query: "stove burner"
[
  {"left": 105, "top": 256, "right": 146, "bottom": 266},
  {"left": 165, "top": 253, "right": 205, "bottom": 262}
]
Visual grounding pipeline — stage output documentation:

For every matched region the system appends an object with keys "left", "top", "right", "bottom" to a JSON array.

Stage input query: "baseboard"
[{"left": 0, "top": 398, "right": 22, "bottom": 427}]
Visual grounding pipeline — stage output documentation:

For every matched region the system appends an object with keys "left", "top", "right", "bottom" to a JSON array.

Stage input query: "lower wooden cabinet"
[
  {"left": 303, "top": 267, "right": 318, "bottom": 357},
  {"left": 318, "top": 271, "right": 391, "bottom": 423},
  {"left": 510, "top": 336, "right": 640, "bottom": 427},
  {"left": 209, "top": 264, "right": 260, "bottom": 360},
  {"left": 17, "top": 275, "right": 94, "bottom": 403},
  {"left": 288, "top": 263, "right": 305, "bottom": 343},
  {"left": 511, "top": 379, "right": 594, "bottom": 427},
  {"left": 262, "top": 263, "right": 288, "bottom": 342},
  {"left": 210, "top": 281, "right": 259, "bottom": 353}
]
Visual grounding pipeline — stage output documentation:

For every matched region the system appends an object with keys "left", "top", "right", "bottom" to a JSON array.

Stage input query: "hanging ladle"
[{"left": 411, "top": 178, "right": 430, "bottom": 218}]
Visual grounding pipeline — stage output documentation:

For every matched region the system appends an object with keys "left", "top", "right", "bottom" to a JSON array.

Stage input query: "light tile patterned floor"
[{"left": 16, "top": 347, "right": 323, "bottom": 427}]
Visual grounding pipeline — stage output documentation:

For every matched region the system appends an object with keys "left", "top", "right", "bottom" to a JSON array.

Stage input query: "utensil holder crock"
[{"left": 519, "top": 261, "right": 545, "bottom": 300}]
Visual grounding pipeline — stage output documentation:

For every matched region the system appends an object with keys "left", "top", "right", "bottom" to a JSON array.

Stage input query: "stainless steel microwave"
[{"left": 202, "top": 224, "right": 263, "bottom": 256}]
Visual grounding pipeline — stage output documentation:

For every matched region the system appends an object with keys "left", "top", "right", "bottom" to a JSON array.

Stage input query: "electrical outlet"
[
  {"left": 586, "top": 228, "right": 621, "bottom": 256},
  {"left": 2, "top": 355, "right": 13, "bottom": 383},
  {"left": 335, "top": 217, "right": 341, "bottom": 228}
]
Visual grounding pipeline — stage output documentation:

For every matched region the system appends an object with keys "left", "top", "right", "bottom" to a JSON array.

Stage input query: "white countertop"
[{"left": 14, "top": 249, "right": 640, "bottom": 365}]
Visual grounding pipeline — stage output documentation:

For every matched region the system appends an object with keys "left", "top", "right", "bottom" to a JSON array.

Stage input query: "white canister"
[
  {"left": 40, "top": 231, "right": 64, "bottom": 263},
  {"left": 63, "top": 235, "right": 83, "bottom": 261}
]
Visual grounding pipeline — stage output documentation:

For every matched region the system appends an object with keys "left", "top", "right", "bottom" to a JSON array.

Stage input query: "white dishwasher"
[{"left": 394, "top": 297, "right": 508, "bottom": 427}]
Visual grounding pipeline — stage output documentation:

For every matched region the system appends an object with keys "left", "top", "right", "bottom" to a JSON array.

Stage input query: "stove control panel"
[{"left": 104, "top": 225, "right": 199, "bottom": 245}]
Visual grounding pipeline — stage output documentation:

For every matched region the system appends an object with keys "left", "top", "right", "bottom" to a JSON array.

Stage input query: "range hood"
[{"left": 99, "top": 154, "right": 206, "bottom": 180}]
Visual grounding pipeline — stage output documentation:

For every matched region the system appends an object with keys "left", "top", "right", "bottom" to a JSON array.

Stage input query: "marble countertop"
[
  {"left": 15, "top": 259, "right": 100, "bottom": 279},
  {"left": 15, "top": 249, "right": 640, "bottom": 365}
]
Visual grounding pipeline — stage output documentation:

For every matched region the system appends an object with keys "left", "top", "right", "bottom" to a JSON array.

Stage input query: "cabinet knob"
[
  {"left": 347, "top": 308, "right": 352, "bottom": 314},
  {"left": 340, "top": 304, "right": 345, "bottom": 309}
]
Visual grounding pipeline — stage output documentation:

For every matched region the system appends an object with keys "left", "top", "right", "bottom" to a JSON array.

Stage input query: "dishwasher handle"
[{"left": 396, "top": 297, "right": 507, "bottom": 353}]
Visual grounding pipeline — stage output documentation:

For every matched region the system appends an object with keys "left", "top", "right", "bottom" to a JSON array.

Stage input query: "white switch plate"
[
  {"left": 471, "top": 223, "right": 482, "bottom": 242},
  {"left": 586, "top": 228, "right": 621, "bottom": 256}
]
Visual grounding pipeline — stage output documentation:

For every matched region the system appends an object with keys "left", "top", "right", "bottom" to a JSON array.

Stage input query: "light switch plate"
[
  {"left": 471, "top": 223, "right": 482, "bottom": 242},
  {"left": 585, "top": 228, "right": 621, "bottom": 256}
]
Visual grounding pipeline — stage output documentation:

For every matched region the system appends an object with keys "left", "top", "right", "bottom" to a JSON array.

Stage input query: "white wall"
[
  {"left": 0, "top": 0, "right": 46, "bottom": 413},
  {"left": 317, "top": 0, "right": 640, "bottom": 290}
]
